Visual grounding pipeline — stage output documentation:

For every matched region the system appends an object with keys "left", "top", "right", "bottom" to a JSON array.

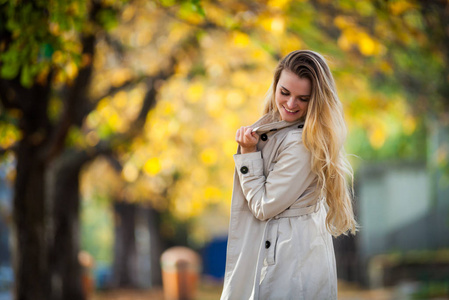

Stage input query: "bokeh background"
[{"left": 0, "top": 0, "right": 448, "bottom": 299}]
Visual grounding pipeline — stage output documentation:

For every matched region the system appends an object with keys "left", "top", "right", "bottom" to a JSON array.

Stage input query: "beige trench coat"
[{"left": 221, "top": 113, "right": 337, "bottom": 300}]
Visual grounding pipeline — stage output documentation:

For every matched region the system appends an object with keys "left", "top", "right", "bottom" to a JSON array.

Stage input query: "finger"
[
  {"left": 236, "top": 127, "right": 243, "bottom": 144},
  {"left": 244, "top": 127, "right": 251, "bottom": 139},
  {"left": 245, "top": 128, "right": 256, "bottom": 142}
]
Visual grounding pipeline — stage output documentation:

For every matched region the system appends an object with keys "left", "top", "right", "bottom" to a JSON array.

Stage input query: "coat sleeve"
[{"left": 233, "top": 130, "right": 317, "bottom": 221}]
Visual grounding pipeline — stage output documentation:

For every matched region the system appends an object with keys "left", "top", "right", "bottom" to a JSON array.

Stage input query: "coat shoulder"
[
  {"left": 279, "top": 127, "right": 304, "bottom": 149},
  {"left": 272, "top": 127, "right": 307, "bottom": 161}
]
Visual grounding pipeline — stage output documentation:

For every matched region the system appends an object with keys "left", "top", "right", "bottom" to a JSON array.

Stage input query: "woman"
[{"left": 221, "top": 50, "right": 357, "bottom": 299}]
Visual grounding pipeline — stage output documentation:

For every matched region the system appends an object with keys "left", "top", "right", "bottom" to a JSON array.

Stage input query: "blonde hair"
[{"left": 263, "top": 50, "right": 357, "bottom": 236}]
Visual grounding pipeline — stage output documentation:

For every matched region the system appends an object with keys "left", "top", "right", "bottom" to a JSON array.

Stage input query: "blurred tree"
[
  {"left": 299, "top": 0, "right": 448, "bottom": 161},
  {"left": 78, "top": 0, "right": 278, "bottom": 287},
  {"left": 0, "top": 0, "right": 187, "bottom": 298},
  {"left": 0, "top": 0, "right": 278, "bottom": 296},
  {"left": 0, "top": 1, "right": 106, "bottom": 298}
]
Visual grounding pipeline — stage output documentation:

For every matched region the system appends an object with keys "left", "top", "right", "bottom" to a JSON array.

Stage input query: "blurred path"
[
  {"left": 92, "top": 284, "right": 221, "bottom": 300},
  {"left": 93, "top": 280, "right": 396, "bottom": 300},
  {"left": 338, "top": 281, "right": 395, "bottom": 300}
]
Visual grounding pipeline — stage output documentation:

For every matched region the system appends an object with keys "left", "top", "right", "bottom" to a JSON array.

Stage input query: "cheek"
[
  {"left": 301, "top": 102, "right": 309, "bottom": 112},
  {"left": 274, "top": 93, "right": 284, "bottom": 106}
]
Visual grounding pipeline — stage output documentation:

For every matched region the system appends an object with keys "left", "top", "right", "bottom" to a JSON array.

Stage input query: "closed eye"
[{"left": 280, "top": 86, "right": 310, "bottom": 101}]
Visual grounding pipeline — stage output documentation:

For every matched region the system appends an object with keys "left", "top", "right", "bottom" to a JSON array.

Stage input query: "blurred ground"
[{"left": 93, "top": 280, "right": 397, "bottom": 300}]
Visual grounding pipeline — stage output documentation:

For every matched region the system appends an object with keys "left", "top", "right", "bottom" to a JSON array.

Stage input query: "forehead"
[{"left": 278, "top": 69, "right": 312, "bottom": 95}]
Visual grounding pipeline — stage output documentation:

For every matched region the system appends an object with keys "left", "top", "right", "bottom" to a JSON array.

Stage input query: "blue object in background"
[
  {"left": 0, "top": 265, "right": 13, "bottom": 300},
  {"left": 0, "top": 162, "right": 13, "bottom": 300},
  {"left": 94, "top": 263, "right": 113, "bottom": 290},
  {"left": 201, "top": 236, "right": 227, "bottom": 280}
]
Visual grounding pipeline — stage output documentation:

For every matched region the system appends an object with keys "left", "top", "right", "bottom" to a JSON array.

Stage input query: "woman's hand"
[{"left": 236, "top": 126, "right": 259, "bottom": 154}]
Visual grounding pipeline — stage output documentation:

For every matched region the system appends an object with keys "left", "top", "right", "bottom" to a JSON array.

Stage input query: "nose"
[{"left": 286, "top": 97, "right": 297, "bottom": 108}]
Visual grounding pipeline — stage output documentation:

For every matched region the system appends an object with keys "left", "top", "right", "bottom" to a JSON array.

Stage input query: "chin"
[{"left": 280, "top": 112, "right": 303, "bottom": 122}]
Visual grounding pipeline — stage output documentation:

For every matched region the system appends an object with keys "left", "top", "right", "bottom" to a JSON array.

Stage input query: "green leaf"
[
  {"left": 39, "top": 43, "right": 54, "bottom": 60},
  {"left": 96, "top": 8, "right": 119, "bottom": 31},
  {"left": 0, "top": 62, "right": 20, "bottom": 79},
  {"left": 20, "top": 64, "right": 33, "bottom": 88},
  {"left": 191, "top": 0, "right": 206, "bottom": 17}
]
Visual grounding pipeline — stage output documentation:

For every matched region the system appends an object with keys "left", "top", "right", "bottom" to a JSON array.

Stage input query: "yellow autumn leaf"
[
  {"left": 204, "top": 186, "right": 221, "bottom": 199},
  {"left": 0, "top": 123, "right": 21, "bottom": 148},
  {"left": 186, "top": 82, "right": 204, "bottom": 103},
  {"left": 268, "top": 0, "right": 291, "bottom": 10},
  {"left": 389, "top": 0, "right": 416, "bottom": 15},
  {"left": 200, "top": 148, "right": 218, "bottom": 165},
  {"left": 358, "top": 34, "right": 376, "bottom": 56},
  {"left": 280, "top": 35, "right": 303, "bottom": 56},
  {"left": 224, "top": 139, "right": 237, "bottom": 156},
  {"left": 161, "top": 102, "right": 174, "bottom": 116},
  {"left": 232, "top": 32, "right": 250, "bottom": 47},
  {"left": 251, "top": 49, "right": 266, "bottom": 61},
  {"left": 52, "top": 51, "right": 64, "bottom": 64},
  {"left": 337, "top": 35, "right": 351, "bottom": 51},
  {"left": 144, "top": 157, "right": 162, "bottom": 176},
  {"left": 108, "top": 112, "right": 125, "bottom": 132},
  {"left": 369, "top": 127, "right": 387, "bottom": 149},
  {"left": 191, "top": 198, "right": 204, "bottom": 216},
  {"left": 65, "top": 61, "right": 79, "bottom": 80},
  {"left": 333, "top": 16, "right": 353, "bottom": 30}
]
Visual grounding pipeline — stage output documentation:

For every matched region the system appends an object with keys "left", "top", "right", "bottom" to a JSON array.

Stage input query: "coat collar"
[{"left": 251, "top": 111, "right": 305, "bottom": 134}]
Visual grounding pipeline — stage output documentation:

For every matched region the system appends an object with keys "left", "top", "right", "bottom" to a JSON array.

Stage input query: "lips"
[{"left": 283, "top": 105, "right": 299, "bottom": 114}]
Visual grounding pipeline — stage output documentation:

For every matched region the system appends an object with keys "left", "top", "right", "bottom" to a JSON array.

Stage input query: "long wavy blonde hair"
[{"left": 263, "top": 50, "right": 357, "bottom": 236}]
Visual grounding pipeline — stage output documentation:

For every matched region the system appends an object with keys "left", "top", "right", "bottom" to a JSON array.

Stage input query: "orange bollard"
[
  {"left": 160, "top": 246, "right": 202, "bottom": 300},
  {"left": 78, "top": 251, "right": 95, "bottom": 298}
]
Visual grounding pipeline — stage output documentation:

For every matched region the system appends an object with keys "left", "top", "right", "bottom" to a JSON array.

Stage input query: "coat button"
[
  {"left": 260, "top": 133, "right": 268, "bottom": 141},
  {"left": 265, "top": 241, "right": 271, "bottom": 249},
  {"left": 298, "top": 124, "right": 304, "bottom": 128},
  {"left": 240, "top": 166, "right": 249, "bottom": 174}
]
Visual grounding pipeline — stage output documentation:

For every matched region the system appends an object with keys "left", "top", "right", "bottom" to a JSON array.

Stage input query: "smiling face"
[{"left": 275, "top": 69, "right": 311, "bottom": 122}]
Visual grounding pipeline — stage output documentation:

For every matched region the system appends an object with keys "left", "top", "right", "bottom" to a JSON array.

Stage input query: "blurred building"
[{"left": 335, "top": 121, "right": 449, "bottom": 289}]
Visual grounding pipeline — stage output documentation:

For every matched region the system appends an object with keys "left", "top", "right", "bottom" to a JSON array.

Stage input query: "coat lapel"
[{"left": 251, "top": 112, "right": 304, "bottom": 134}]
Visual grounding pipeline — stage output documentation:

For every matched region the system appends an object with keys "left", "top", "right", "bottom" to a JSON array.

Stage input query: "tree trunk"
[
  {"left": 148, "top": 206, "right": 165, "bottom": 287},
  {"left": 10, "top": 81, "right": 52, "bottom": 300},
  {"left": 112, "top": 201, "right": 138, "bottom": 287},
  {"left": 12, "top": 141, "right": 49, "bottom": 300},
  {"left": 47, "top": 151, "right": 86, "bottom": 300}
]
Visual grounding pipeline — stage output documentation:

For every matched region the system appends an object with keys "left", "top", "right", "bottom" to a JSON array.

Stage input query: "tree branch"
[
  {"left": 91, "top": 75, "right": 148, "bottom": 105},
  {"left": 43, "top": 2, "right": 102, "bottom": 162},
  {"left": 126, "top": 34, "right": 196, "bottom": 137}
]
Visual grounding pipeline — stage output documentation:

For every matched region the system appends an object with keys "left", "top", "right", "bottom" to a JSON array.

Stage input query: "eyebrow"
[{"left": 280, "top": 85, "right": 311, "bottom": 97}]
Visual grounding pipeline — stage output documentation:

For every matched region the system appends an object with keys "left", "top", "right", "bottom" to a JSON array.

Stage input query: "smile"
[{"left": 283, "top": 106, "right": 299, "bottom": 113}]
